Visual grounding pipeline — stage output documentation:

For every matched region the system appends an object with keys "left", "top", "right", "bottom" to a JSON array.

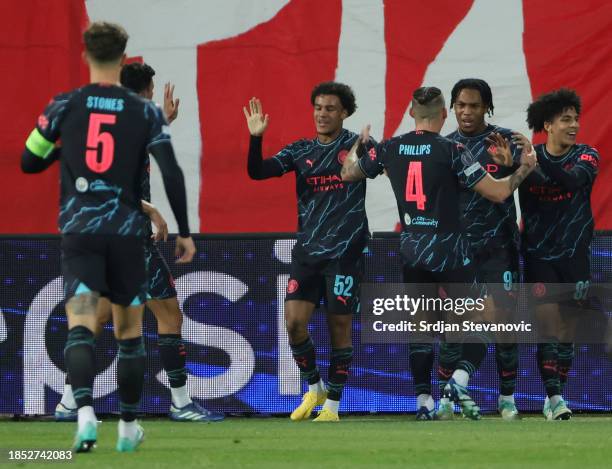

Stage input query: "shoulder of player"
[
  {"left": 385, "top": 134, "right": 408, "bottom": 145},
  {"left": 342, "top": 128, "right": 359, "bottom": 140},
  {"left": 287, "top": 138, "right": 313, "bottom": 149},
  {"left": 433, "top": 133, "right": 463, "bottom": 151},
  {"left": 574, "top": 143, "right": 599, "bottom": 158},
  {"left": 338, "top": 128, "right": 368, "bottom": 147},
  {"left": 533, "top": 143, "right": 546, "bottom": 155},
  {"left": 445, "top": 130, "right": 460, "bottom": 140},
  {"left": 373, "top": 133, "right": 408, "bottom": 153},
  {"left": 52, "top": 90, "right": 75, "bottom": 102},
  {"left": 45, "top": 88, "right": 80, "bottom": 109},
  {"left": 276, "top": 138, "right": 313, "bottom": 158},
  {"left": 138, "top": 98, "right": 168, "bottom": 125},
  {"left": 490, "top": 125, "right": 514, "bottom": 138}
]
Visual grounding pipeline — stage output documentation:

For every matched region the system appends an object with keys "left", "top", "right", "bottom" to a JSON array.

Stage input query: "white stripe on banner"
[
  {"left": 395, "top": 0, "right": 530, "bottom": 224},
  {"left": 336, "top": 0, "right": 397, "bottom": 231}
]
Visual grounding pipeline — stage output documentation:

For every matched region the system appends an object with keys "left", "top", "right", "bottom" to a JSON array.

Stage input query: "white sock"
[
  {"left": 499, "top": 394, "right": 515, "bottom": 405},
  {"left": 77, "top": 406, "right": 97, "bottom": 431},
  {"left": 323, "top": 399, "right": 339, "bottom": 413},
  {"left": 309, "top": 379, "right": 326, "bottom": 395},
  {"left": 171, "top": 385, "right": 192, "bottom": 409},
  {"left": 451, "top": 369, "right": 470, "bottom": 388},
  {"left": 417, "top": 394, "right": 434, "bottom": 411},
  {"left": 60, "top": 384, "right": 77, "bottom": 409},
  {"left": 118, "top": 419, "right": 139, "bottom": 440},
  {"left": 549, "top": 395, "right": 562, "bottom": 408}
]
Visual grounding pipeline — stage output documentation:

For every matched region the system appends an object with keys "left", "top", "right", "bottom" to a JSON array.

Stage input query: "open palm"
[{"left": 243, "top": 97, "right": 270, "bottom": 136}]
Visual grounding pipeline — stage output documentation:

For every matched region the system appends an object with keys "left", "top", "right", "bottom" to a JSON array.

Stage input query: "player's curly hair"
[
  {"left": 121, "top": 63, "right": 156, "bottom": 94},
  {"left": 83, "top": 21, "right": 128, "bottom": 63},
  {"left": 311, "top": 82, "right": 357, "bottom": 116},
  {"left": 526, "top": 88, "right": 581, "bottom": 132},
  {"left": 450, "top": 78, "right": 494, "bottom": 116}
]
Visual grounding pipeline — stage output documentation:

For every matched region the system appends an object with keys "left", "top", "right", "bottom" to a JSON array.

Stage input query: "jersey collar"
[{"left": 455, "top": 124, "right": 495, "bottom": 139}]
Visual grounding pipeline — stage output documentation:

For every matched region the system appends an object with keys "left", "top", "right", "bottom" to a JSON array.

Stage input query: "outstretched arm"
[
  {"left": 341, "top": 136, "right": 367, "bottom": 181},
  {"left": 473, "top": 148, "right": 537, "bottom": 202},
  {"left": 342, "top": 125, "right": 378, "bottom": 182},
  {"left": 537, "top": 153, "right": 597, "bottom": 191}
]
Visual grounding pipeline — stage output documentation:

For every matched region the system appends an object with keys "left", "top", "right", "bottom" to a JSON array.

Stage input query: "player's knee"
[
  {"left": 66, "top": 292, "right": 101, "bottom": 330},
  {"left": 150, "top": 298, "right": 183, "bottom": 334},
  {"left": 66, "top": 292, "right": 100, "bottom": 316},
  {"left": 114, "top": 324, "right": 142, "bottom": 341},
  {"left": 96, "top": 302, "right": 112, "bottom": 334},
  {"left": 285, "top": 317, "right": 308, "bottom": 341},
  {"left": 328, "top": 315, "right": 352, "bottom": 346}
]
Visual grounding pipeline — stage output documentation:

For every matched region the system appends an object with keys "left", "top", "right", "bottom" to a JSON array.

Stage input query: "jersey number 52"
[{"left": 86, "top": 113, "right": 116, "bottom": 173}]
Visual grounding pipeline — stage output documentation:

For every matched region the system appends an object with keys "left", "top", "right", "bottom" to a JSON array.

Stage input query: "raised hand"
[
  {"left": 520, "top": 147, "right": 537, "bottom": 169},
  {"left": 163, "top": 82, "right": 180, "bottom": 124},
  {"left": 243, "top": 97, "right": 270, "bottom": 136},
  {"left": 486, "top": 132, "right": 513, "bottom": 167},
  {"left": 346, "top": 124, "right": 370, "bottom": 161},
  {"left": 511, "top": 132, "right": 533, "bottom": 153},
  {"left": 360, "top": 124, "right": 371, "bottom": 144},
  {"left": 511, "top": 132, "right": 537, "bottom": 168}
]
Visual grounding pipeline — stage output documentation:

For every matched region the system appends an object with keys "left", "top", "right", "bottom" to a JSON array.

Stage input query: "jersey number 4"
[
  {"left": 405, "top": 161, "right": 427, "bottom": 210},
  {"left": 86, "top": 113, "right": 116, "bottom": 173}
]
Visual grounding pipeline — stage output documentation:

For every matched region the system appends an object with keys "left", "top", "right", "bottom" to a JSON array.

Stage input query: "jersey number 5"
[
  {"left": 405, "top": 161, "right": 427, "bottom": 210},
  {"left": 86, "top": 113, "right": 116, "bottom": 173}
]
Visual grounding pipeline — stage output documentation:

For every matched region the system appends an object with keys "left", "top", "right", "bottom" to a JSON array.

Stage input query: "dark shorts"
[
  {"left": 401, "top": 264, "right": 482, "bottom": 331},
  {"left": 146, "top": 242, "right": 177, "bottom": 300},
  {"left": 62, "top": 234, "right": 147, "bottom": 307},
  {"left": 524, "top": 247, "right": 591, "bottom": 305},
  {"left": 402, "top": 264, "right": 479, "bottom": 300},
  {"left": 473, "top": 244, "right": 519, "bottom": 310},
  {"left": 285, "top": 252, "right": 363, "bottom": 315}
]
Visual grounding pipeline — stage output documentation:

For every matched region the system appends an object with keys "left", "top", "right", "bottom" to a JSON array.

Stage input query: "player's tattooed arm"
[
  {"left": 473, "top": 150, "right": 536, "bottom": 202},
  {"left": 341, "top": 137, "right": 365, "bottom": 181},
  {"left": 508, "top": 159, "right": 535, "bottom": 191},
  {"left": 504, "top": 131, "right": 537, "bottom": 191},
  {"left": 341, "top": 125, "right": 371, "bottom": 182},
  {"left": 141, "top": 200, "right": 168, "bottom": 242}
]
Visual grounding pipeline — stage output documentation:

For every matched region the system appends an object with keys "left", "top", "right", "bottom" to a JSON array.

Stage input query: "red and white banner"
[{"left": 2, "top": 0, "right": 610, "bottom": 233}]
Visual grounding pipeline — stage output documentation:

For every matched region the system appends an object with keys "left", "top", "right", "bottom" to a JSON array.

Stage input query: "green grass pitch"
[{"left": 1, "top": 415, "right": 610, "bottom": 468}]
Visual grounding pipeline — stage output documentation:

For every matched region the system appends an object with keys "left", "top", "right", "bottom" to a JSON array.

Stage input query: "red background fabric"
[{"left": 1, "top": 0, "right": 609, "bottom": 233}]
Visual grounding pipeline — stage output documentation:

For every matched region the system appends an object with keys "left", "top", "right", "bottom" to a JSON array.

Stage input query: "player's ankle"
[
  {"left": 308, "top": 379, "right": 326, "bottom": 395},
  {"left": 417, "top": 394, "right": 434, "bottom": 411},
  {"left": 323, "top": 399, "right": 339, "bottom": 413}
]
